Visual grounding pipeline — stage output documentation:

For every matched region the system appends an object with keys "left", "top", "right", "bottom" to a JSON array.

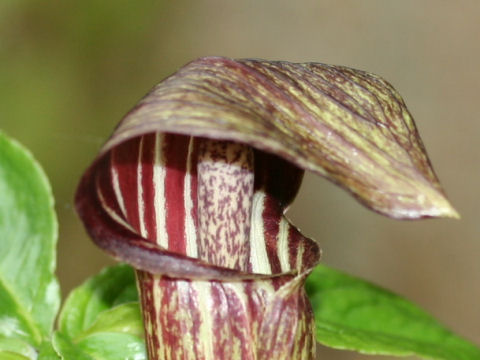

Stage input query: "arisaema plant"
[
  {"left": 2, "top": 57, "right": 479, "bottom": 360},
  {"left": 73, "top": 57, "right": 473, "bottom": 359}
]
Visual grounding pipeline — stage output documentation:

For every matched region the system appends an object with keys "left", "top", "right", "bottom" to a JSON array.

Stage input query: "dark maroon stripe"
[
  {"left": 288, "top": 225, "right": 300, "bottom": 271},
  {"left": 94, "top": 154, "right": 123, "bottom": 220},
  {"left": 140, "top": 134, "right": 157, "bottom": 241},
  {"left": 136, "top": 271, "right": 160, "bottom": 359},
  {"left": 159, "top": 277, "right": 182, "bottom": 357},
  {"left": 261, "top": 196, "right": 282, "bottom": 274},
  {"left": 294, "top": 293, "right": 314, "bottom": 357},
  {"left": 210, "top": 282, "right": 231, "bottom": 359},
  {"left": 222, "top": 284, "right": 254, "bottom": 359},
  {"left": 189, "top": 138, "right": 200, "bottom": 250},
  {"left": 164, "top": 134, "right": 190, "bottom": 254},
  {"left": 184, "top": 281, "right": 202, "bottom": 357},
  {"left": 257, "top": 278, "right": 305, "bottom": 358},
  {"left": 210, "top": 282, "right": 255, "bottom": 359},
  {"left": 298, "top": 231, "right": 321, "bottom": 272},
  {"left": 111, "top": 137, "right": 142, "bottom": 234}
]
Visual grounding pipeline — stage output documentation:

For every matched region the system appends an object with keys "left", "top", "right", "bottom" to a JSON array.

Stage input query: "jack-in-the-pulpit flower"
[{"left": 75, "top": 57, "right": 457, "bottom": 360}]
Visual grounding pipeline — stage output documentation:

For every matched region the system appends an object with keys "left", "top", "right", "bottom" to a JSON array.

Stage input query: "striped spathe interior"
[{"left": 85, "top": 132, "right": 320, "bottom": 359}]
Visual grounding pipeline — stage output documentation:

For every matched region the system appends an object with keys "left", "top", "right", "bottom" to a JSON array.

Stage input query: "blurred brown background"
[{"left": 1, "top": 1, "right": 479, "bottom": 359}]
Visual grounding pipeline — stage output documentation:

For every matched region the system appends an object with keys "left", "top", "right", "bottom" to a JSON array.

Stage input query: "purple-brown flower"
[{"left": 75, "top": 57, "right": 457, "bottom": 360}]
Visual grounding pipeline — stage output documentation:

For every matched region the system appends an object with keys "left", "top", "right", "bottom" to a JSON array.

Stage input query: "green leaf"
[
  {"left": 0, "top": 351, "right": 30, "bottom": 360},
  {"left": 37, "top": 341, "right": 61, "bottom": 360},
  {"left": 305, "top": 265, "right": 480, "bottom": 359},
  {"left": 52, "top": 331, "right": 146, "bottom": 360},
  {"left": 75, "top": 332, "right": 145, "bottom": 360},
  {"left": 58, "top": 263, "right": 138, "bottom": 338},
  {"left": 52, "top": 332, "right": 92, "bottom": 360},
  {"left": 0, "top": 337, "right": 37, "bottom": 359},
  {"left": 0, "top": 131, "right": 60, "bottom": 346},
  {"left": 54, "top": 264, "right": 145, "bottom": 360},
  {"left": 79, "top": 303, "right": 143, "bottom": 340}
]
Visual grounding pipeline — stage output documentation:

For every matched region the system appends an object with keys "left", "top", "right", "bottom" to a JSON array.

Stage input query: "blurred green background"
[{"left": 1, "top": 1, "right": 479, "bottom": 359}]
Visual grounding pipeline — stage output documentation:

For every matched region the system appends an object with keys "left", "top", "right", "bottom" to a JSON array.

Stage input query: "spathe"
[
  {"left": 75, "top": 57, "right": 457, "bottom": 360},
  {"left": 97, "top": 57, "right": 457, "bottom": 219}
]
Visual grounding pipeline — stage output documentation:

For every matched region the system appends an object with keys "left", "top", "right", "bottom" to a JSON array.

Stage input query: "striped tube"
[{"left": 86, "top": 132, "right": 320, "bottom": 359}]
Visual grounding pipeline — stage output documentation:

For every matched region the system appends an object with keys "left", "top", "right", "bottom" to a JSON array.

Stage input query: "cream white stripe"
[
  {"left": 110, "top": 164, "right": 127, "bottom": 218},
  {"left": 249, "top": 192, "right": 272, "bottom": 274},
  {"left": 223, "top": 282, "right": 250, "bottom": 359},
  {"left": 153, "top": 133, "right": 168, "bottom": 248},
  {"left": 195, "top": 281, "right": 214, "bottom": 359},
  {"left": 152, "top": 276, "right": 165, "bottom": 359},
  {"left": 137, "top": 136, "right": 148, "bottom": 238},
  {"left": 175, "top": 280, "right": 195, "bottom": 356},
  {"left": 277, "top": 217, "right": 291, "bottom": 272},
  {"left": 295, "top": 241, "right": 305, "bottom": 272},
  {"left": 184, "top": 137, "right": 198, "bottom": 257},
  {"left": 96, "top": 177, "right": 136, "bottom": 233}
]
